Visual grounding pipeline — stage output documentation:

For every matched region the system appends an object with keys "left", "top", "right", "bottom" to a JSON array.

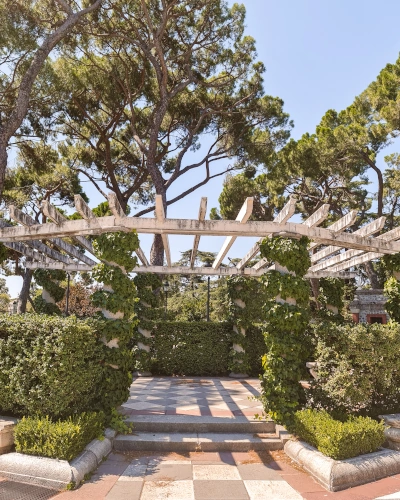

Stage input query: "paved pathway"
[
  {"left": 4, "top": 377, "right": 400, "bottom": 499},
  {"left": 50, "top": 450, "right": 400, "bottom": 500},
  {"left": 120, "top": 377, "right": 265, "bottom": 418}
]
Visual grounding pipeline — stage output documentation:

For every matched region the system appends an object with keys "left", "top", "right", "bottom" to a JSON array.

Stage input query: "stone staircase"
[{"left": 114, "top": 414, "right": 290, "bottom": 453}]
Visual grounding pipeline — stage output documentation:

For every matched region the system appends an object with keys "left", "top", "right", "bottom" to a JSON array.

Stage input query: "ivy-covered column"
[
  {"left": 132, "top": 274, "right": 163, "bottom": 376},
  {"left": 91, "top": 231, "right": 139, "bottom": 411},
  {"left": 259, "top": 236, "right": 311, "bottom": 426},
  {"left": 33, "top": 269, "right": 66, "bottom": 315},
  {"left": 227, "top": 277, "right": 266, "bottom": 378}
]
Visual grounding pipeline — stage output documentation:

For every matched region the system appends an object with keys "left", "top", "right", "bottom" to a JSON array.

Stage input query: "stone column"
[{"left": 134, "top": 286, "right": 153, "bottom": 377}]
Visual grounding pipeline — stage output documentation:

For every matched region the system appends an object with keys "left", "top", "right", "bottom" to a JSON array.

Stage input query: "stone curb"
[
  {"left": 285, "top": 439, "right": 400, "bottom": 492},
  {"left": 0, "top": 428, "right": 116, "bottom": 490}
]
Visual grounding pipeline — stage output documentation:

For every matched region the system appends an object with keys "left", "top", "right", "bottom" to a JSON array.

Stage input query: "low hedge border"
[
  {"left": 0, "top": 428, "right": 116, "bottom": 491},
  {"left": 14, "top": 412, "right": 105, "bottom": 462},
  {"left": 291, "top": 409, "right": 385, "bottom": 460}
]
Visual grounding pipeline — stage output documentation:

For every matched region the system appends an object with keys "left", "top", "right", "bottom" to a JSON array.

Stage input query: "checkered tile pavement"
[
  {"left": 104, "top": 456, "right": 302, "bottom": 500},
  {"left": 121, "top": 377, "right": 265, "bottom": 418}
]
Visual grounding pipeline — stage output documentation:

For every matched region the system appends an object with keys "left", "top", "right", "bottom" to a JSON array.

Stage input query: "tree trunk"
[
  {"left": 150, "top": 234, "right": 165, "bottom": 265},
  {"left": 17, "top": 268, "right": 34, "bottom": 313},
  {"left": 364, "top": 261, "right": 380, "bottom": 289}
]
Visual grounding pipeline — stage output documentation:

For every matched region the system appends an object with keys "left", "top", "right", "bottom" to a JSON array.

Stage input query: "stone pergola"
[{"left": 1, "top": 193, "right": 397, "bottom": 278}]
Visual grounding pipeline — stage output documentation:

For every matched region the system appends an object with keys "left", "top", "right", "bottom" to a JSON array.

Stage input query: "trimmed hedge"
[
  {"left": 0, "top": 314, "right": 131, "bottom": 419},
  {"left": 150, "top": 321, "right": 233, "bottom": 376},
  {"left": 310, "top": 321, "right": 400, "bottom": 417},
  {"left": 14, "top": 412, "right": 105, "bottom": 461},
  {"left": 292, "top": 409, "right": 385, "bottom": 460}
]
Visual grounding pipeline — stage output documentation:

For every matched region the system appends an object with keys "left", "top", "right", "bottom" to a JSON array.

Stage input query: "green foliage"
[
  {"left": 384, "top": 277, "right": 400, "bottom": 321},
  {"left": 292, "top": 409, "right": 385, "bottom": 460},
  {"left": 93, "top": 232, "right": 139, "bottom": 273},
  {"left": 91, "top": 231, "right": 139, "bottom": 409},
  {"left": 108, "top": 408, "right": 134, "bottom": 435},
  {"left": 259, "top": 236, "right": 311, "bottom": 276},
  {"left": 259, "top": 237, "right": 311, "bottom": 425},
  {"left": 33, "top": 269, "right": 66, "bottom": 314},
  {"left": 142, "top": 322, "right": 233, "bottom": 376},
  {"left": 310, "top": 321, "right": 400, "bottom": 417},
  {"left": 14, "top": 412, "right": 105, "bottom": 461},
  {"left": 226, "top": 276, "right": 268, "bottom": 374},
  {"left": 0, "top": 314, "right": 104, "bottom": 418},
  {"left": 319, "top": 277, "right": 344, "bottom": 310}
]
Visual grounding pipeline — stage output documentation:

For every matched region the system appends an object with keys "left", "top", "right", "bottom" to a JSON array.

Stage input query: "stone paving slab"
[
  {"left": 24, "top": 450, "right": 400, "bottom": 500},
  {"left": 121, "top": 377, "right": 266, "bottom": 418}
]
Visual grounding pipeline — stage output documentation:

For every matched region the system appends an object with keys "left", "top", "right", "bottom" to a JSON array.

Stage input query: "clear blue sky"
[{"left": 6, "top": 0, "right": 400, "bottom": 297}]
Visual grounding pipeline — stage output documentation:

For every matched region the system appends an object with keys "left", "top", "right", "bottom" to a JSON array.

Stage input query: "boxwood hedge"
[
  {"left": 292, "top": 409, "right": 385, "bottom": 460},
  {"left": 0, "top": 314, "right": 118, "bottom": 419}
]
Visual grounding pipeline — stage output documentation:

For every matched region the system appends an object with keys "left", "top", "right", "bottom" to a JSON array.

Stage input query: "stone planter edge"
[
  {"left": 285, "top": 439, "right": 400, "bottom": 492},
  {"left": 0, "top": 428, "right": 117, "bottom": 490}
]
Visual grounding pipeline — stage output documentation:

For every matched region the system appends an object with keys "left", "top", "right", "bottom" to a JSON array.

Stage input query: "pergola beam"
[
  {"left": 212, "top": 197, "right": 253, "bottom": 270},
  {"left": 236, "top": 197, "right": 297, "bottom": 271},
  {"left": 25, "top": 261, "right": 93, "bottom": 271},
  {"left": 9, "top": 205, "right": 96, "bottom": 267},
  {"left": 318, "top": 225, "right": 400, "bottom": 272},
  {"left": 155, "top": 195, "right": 171, "bottom": 267},
  {"left": 41, "top": 200, "right": 95, "bottom": 255},
  {"left": 3, "top": 216, "right": 400, "bottom": 255},
  {"left": 310, "top": 216, "right": 386, "bottom": 267},
  {"left": 190, "top": 197, "right": 207, "bottom": 269},
  {"left": 309, "top": 210, "right": 358, "bottom": 250}
]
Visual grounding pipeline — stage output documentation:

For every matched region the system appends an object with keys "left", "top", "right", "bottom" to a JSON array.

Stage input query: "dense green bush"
[
  {"left": 0, "top": 314, "right": 105, "bottom": 418},
  {"left": 15, "top": 412, "right": 105, "bottom": 461},
  {"left": 310, "top": 321, "right": 400, "bottom": 417},
  {"left": 292, "top": 409, "right": 385, "bottom": 460},
  {"left": 149, "top": 321, "right": 233, "bottom": 376}
]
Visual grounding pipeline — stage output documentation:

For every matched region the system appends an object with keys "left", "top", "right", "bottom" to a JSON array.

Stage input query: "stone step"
[
  {"left": 114, "top": 432, "right": 283, "bottom": 453},
  {"left": 127, "top": 415, "right": 275, "bottom": 434}
]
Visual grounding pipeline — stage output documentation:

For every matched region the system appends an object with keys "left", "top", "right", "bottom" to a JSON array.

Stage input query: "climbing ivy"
[
  {"left": 319, "top": 277, "right": 344, "bottom": 311},
  {"left": 259, "top": 236, "right": 311, "bottom": 426},
  {"left": 259, "top": 236, "right": 311, "bottom": 276},
  {"left": 91, "top": 231, "right": 139, "bottom": 411},
  {"left": 33, "top": 269, "right": 66, "bottom": 315},
  {"left": 226, "top": 276, "right": 267, "bottom": 374},
  {"left": 132, "top": 273, "right": 163, "bottom": 372}
]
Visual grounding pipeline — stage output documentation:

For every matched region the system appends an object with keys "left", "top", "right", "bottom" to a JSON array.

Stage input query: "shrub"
[
  {"left": 0, "top": 314, "right": 104, "bottom": 418},
  {"left": 147, "top": 321, "right": 233, "bottom": 376},
  {"left": 14, "top": 412, "right": 105, "bottom": 461},
  {"left": 292, "top": 409, "right": 385, "bottom": 460},
  {"left": 310, "top": 321, "right": 400, "bottom": 417}
]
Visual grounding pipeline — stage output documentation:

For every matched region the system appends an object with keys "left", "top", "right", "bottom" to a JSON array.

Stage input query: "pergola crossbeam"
[
  {"left": 213, "top": 197, "right": 253, "bottom": 270},
  {"left": 309, "top": 210, "right": 358, "bottom": 250},
  {"left": 10, "top": 205, "right": 96, "bottom": 267},
  {"left": 41, "top": 200, "right": 95, "bottom": 255},
  {"left": 310, "top": 216, "right": 386, "bottom": 267},
  {"left": 190, "top": 197, "right": 207, "bottom": 269}
]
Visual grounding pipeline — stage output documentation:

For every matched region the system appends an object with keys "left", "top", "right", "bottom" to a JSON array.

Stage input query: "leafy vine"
[
  {"left": 33, "top": 269, "right": 66, "bottom": 315},
  {"left": 90, "top": 231, "right": 139, "bottom": 411},
  {"left": 259, "top": 236, "right": 311, "bottom": 426}
]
